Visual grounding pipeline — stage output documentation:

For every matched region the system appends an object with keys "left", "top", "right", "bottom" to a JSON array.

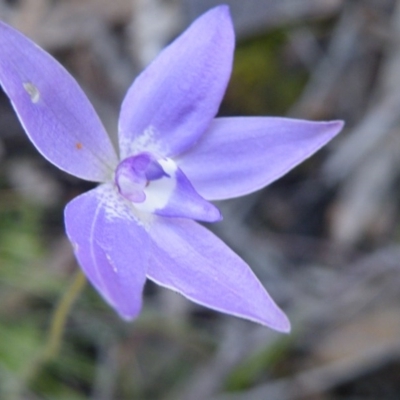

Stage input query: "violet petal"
[
  {"left": 64, "top": 184, "right": 149, "bottom": 319},
  {"left": 177, "top": 118, "right": 344, "bottom": 200},
  {"left": 118, "top": 5, "right": 234, "bottom": 159},
  {"left": 147, "top": 217, "right": 290, "bottom": 332},
  {"left": 0, "top": 22, "right": 118, "bottom": 182}
]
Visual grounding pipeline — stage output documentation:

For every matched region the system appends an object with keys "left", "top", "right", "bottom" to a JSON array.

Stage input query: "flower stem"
[
  {"left": 43, "top": 269, "right": 87, "bottom": 360},
  {"left": 20, "top": 270, "right": 86, "bottom": 392}
]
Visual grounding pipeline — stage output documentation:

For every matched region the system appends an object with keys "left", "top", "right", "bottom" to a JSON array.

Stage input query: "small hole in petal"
[{"left": 23, "top": 82, "right": 40, "bottom": 103}]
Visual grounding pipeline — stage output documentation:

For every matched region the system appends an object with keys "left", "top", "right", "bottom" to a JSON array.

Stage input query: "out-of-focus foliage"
[{"left": 225, "top": 30, "right": 307, "bottom": 115}]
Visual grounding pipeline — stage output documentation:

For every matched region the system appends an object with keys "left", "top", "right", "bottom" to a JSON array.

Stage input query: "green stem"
[
  {"left": 43, "top": 269, "right": 86, "bottom": 360},
  {"left": 20, "top": 270, "right": 86, "bottom": 390}
]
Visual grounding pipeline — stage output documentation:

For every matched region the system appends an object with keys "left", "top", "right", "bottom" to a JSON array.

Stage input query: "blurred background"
[{"left": 1, "top": 0, "right": 400, "bottom": 399}]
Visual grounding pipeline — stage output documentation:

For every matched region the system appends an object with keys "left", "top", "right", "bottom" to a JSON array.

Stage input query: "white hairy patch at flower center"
[{"left": 120, "top": 126, "right": 164, "bottom": 159}]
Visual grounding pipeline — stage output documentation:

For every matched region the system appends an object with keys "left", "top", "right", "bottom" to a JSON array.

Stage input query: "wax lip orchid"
[{"left": 0, "top": 6, "right": 343, "bottom": 332}]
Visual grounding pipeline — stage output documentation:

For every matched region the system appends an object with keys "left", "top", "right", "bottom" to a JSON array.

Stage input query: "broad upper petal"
[
  {"left": 177, "top": 118, "right": 344, "bottom": 200},
  {"left": 0, "top": 21, "right": 118, "bottom": 182},
  {"left": 118, "top": 5, "right": 234, "bottom": 159},
  {"left": 64, "top": 184, "right": 150, "bottom": 319},
  {"left": 147, "top": 217, "right": 290, "bottom": 332}
]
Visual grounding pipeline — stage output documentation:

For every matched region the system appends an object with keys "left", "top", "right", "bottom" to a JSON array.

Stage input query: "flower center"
[
  {"left": 115, "top": 152, "right": 221, "bottom": 222},
  {"left": 115, "top": 152, "right": 171, "bottom": 205}
]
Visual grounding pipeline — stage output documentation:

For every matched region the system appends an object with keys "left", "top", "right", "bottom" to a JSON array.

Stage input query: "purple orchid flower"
[{"left": 0, "top": 6, "right": 343, "bottom": 332}]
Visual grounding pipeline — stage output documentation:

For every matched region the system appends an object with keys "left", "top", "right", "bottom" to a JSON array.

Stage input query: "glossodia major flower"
[{"left": 0, "top": 6, "right": 343, "bottom": 332}]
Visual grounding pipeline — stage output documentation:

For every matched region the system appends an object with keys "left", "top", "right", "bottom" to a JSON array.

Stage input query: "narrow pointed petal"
[
  {"left": 118, "top": 5, "right": 234, "bottom": 159},
  {"left": 64, "top": 185, "right": 150, "bottom": 319},
  {"left": 147, "top": 217, "right": 290, "bottom": 332},
  {"left": 133, "top": 158, "right": 221, "bottom": 222},
  {"left": 0, "top": 22, "right": 118, "bottom": 182},
  {"left": 177, "top": 118, "right": 344, "bottom": 200}
]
